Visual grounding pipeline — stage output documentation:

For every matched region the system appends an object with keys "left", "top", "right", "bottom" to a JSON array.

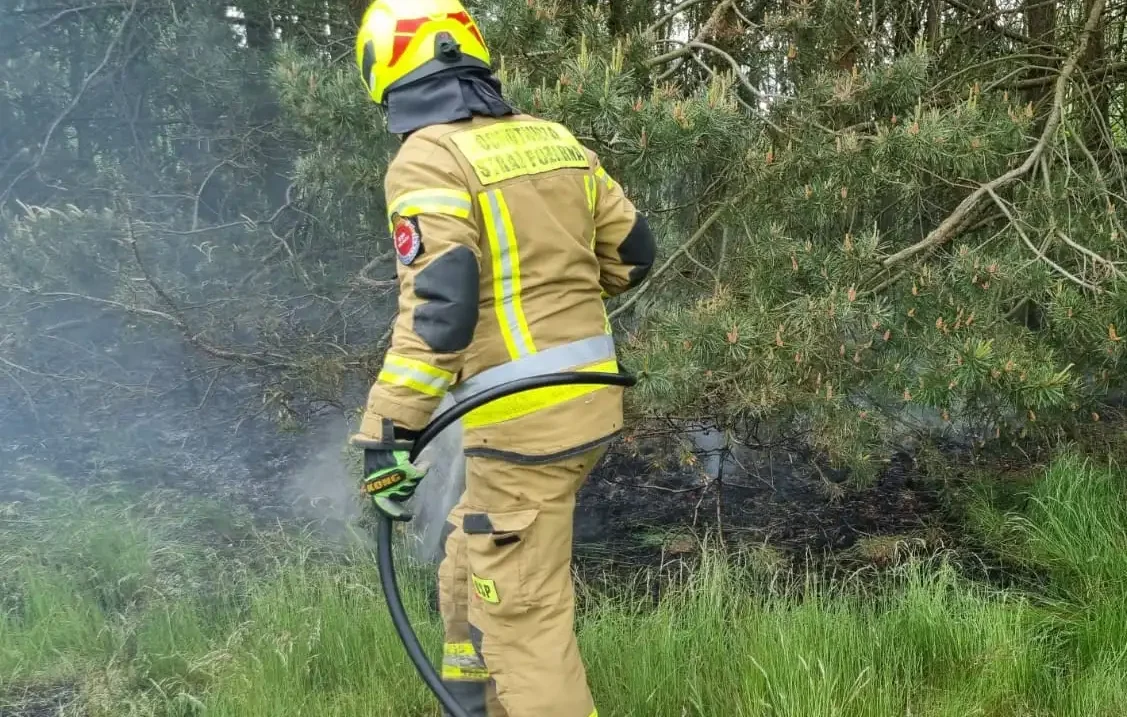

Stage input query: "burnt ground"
[
  {"left": 574, "top": 444, "right": 951, "bottom": 574},
  {"left": 567, "top": 420, "right": 1079, "bottom": 594},
  {"left": 579, "top": 450, "right": 938, "bottom": 553},
  {"left": 0, "top": 683, "right": 79, "bottom": 717}
]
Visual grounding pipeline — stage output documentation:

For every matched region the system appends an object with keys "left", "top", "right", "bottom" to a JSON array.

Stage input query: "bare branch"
[
  {"left": 882, "top": 0, "right": 1108, "bottom": 269},
  {"left": 648, "top": 39, "right": 784, "bottom": 134},
  {"left": 609, "top": 201, "right": 730, "bottom": 320},
  {"left": 1011, "top": 60, "right": 1127, "bottom": 90},
  {"left": 0, "top": 0, "right": 138, "bottom": 205},
  {"left": 984, "top": 185, "right": 1099, "bottom": 292},
  {"left": 944, "top": 0, "right": 1032, "bottom": 45},
  {"left": 644, "top": 0, "right": 712, "bottom": 37},
  {"left": 356, "top": 251, "right": 396, "bottom": 289},
  {"left": 647, "top": 0, "right": 735, "bottom": 80},
  {"left": 1056, "top": 230, "right": 1124, "bottom": 280},
  {"left": 192, "top": 160, "right": 233, "bottom": 232},
  {"left": 15, "top": 286, "right": 292, "bottom": 367}
]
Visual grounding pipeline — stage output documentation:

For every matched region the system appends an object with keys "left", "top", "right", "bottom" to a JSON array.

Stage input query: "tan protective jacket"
[{"left": 355, "top": 113, "right": 654, "bottom": 462}]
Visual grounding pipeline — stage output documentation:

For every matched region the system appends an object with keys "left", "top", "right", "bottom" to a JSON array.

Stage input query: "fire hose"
[{"left": 376, "top": 369, "right": 637, "bottom": 717}]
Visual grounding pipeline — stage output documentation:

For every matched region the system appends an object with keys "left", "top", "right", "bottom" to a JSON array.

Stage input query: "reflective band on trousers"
[
  {"left": 481, "top": 189, "right": 537, "bottom": 360},
  {"left": 451, "top": 335, "right": 620, "bottom": 429},
  {"left": 378, "top": 354, "right": 455, "bottom": 398}
]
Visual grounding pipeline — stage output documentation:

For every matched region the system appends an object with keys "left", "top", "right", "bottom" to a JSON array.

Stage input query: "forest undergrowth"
[{"left": 3, "top": 444, "right": 1127, "bottom": 716}]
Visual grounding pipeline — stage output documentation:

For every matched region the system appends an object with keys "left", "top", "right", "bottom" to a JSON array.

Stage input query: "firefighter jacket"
[{"left": 355, "top": 112, "right": 656, "bottom": 463}]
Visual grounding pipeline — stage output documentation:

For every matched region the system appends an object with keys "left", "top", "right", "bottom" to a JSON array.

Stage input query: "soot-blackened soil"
[
  {"left": 573, "top": 441, "right": 952, "bottom": 572},
  {"left": 0, "top": 682, "right": 79, "bottom": 717}
]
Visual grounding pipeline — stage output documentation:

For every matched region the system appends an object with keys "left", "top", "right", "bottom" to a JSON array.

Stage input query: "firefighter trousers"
[{"left": 437, "top": 446, "right": 606, "bottom": 717}]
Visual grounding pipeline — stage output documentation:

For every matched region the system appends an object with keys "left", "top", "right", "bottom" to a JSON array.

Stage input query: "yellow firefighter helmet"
[{"left": 355, "top": 0, "right": 493, "bottom": 105}]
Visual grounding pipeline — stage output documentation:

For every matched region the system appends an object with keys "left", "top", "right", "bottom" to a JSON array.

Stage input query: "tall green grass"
[{"left": 3, "top": 450, "right": 1127, "bottom": 716}]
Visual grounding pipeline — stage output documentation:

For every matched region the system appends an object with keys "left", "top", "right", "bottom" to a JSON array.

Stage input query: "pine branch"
[
  {"left": 984, "top": 184, "right": 1098, "bottom": 292},
  {"left": 645, "top": 0, "right": 713, "bottom": 37},
  {"left": 881, "top": 0, "right": 1108, "bottom": 270},
  {"left": 609, "top": 201, "right": 729, "bottom": 320},
  {"left": 0, "top": 0, "right": 138, "bottom": 205}
]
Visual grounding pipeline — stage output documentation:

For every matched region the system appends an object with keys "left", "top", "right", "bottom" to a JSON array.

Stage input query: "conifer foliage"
[
  {"left": 1, "top": 0, "right": 1126, "bottom": 474},
  {"left": 461, "top": 0, "right": 1127, "bottom": 472}
]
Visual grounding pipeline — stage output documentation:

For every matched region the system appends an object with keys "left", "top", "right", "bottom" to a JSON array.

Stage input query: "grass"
[{"left": 2, "top": 450, "right": 1127, "bottom": 716}]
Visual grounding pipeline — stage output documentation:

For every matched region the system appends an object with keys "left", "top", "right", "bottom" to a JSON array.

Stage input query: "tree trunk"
[
  {"left": 926, "top": 0, "right": 942, "bottom": 50},
  {"left": 1080, "top": 0, "right": 1110, "bottom": 149},
  {"left": 1023, "top": 0, "right": 1057, "bottom": 108},
  {"left": 893, "top": 3, "right": 922, "bottom": 56},
  {"left": 243, "top": 2, "right": 291, "bottom": 212},
  {"left": 67, "top": 19, "right": 90, "bottom": 164}
]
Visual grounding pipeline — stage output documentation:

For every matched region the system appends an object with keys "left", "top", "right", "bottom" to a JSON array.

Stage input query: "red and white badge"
[{"left": 393, "top": 216, "right": 422, "bottom": 266}]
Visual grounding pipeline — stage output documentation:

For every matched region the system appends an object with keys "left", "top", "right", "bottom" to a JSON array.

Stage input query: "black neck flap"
[{"left": 385, "top": 68, "right": 515, "bottom": 136}]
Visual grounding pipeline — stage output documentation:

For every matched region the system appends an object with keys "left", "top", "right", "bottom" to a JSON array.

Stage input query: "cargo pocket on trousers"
[{"left": 463, "top": 507, "right": 540, "bottom": 615}]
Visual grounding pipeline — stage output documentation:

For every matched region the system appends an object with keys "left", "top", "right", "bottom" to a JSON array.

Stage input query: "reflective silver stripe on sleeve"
[
  {"left": 451, "top": 334, "right": 616, "bottom": 400},
  {"left": 381, "top": 365, "right": 449, "bottom": 394}
]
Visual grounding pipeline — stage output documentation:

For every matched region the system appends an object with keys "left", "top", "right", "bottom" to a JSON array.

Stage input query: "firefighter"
[{"left": 349, "top": 2, "right": 656, "bottom": 715}]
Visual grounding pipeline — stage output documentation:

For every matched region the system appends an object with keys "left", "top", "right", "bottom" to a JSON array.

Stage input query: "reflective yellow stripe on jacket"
[
  {"left": 451, "top": 335, "right": 620, "bottom": 429},
  {"left": 584, "top": 174, "right": 597, "bottom": 215},
  {"left": 462, "top": 358, "right": 618, "bottom": 428},
  {"left": 584, "top": 174, "right": 598, "bottom": 250},
  {"left": 480, "top": 188, "right": 537, "bottom": 360},
  {"left": 387, "top": 188, "right": 472, "bottom": 230},
  {"left": 378, "top": 354, "right": 455, "bottom": 398},
  {"left": 594, "top": 166, "right": 614, "bottom": 190}
]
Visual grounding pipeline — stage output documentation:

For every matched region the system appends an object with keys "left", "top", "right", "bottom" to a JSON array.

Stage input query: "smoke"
[
  {"left": 408, "top": 395, "right": 466, "bottom": 564},
  {"left": 282, "top": 397, "right": 467, "bottom": 563},
  {"left": 284, "top": 414, "right": 371, "bottom": 546}
]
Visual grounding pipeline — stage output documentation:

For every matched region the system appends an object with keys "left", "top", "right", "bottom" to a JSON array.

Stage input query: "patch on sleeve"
[{"left": 393, "top": 215, "right": 423, "bottom": 266}]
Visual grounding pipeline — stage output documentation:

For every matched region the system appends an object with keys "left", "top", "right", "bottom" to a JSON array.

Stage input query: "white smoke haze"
[
  {"left": 283, "top": 414, "right": 370, "bottom": 546},
  {"left": 282, "top": 397, "right": 466, "bottom": 563}
]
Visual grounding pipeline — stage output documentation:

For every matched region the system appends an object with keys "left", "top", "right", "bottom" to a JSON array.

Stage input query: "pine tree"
[
  {"left": 3, "top": 0, "right": 1126, "bottom": 480},
  {"left": 320, "top": 0, "right": 1127, "bottom": 475}
]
